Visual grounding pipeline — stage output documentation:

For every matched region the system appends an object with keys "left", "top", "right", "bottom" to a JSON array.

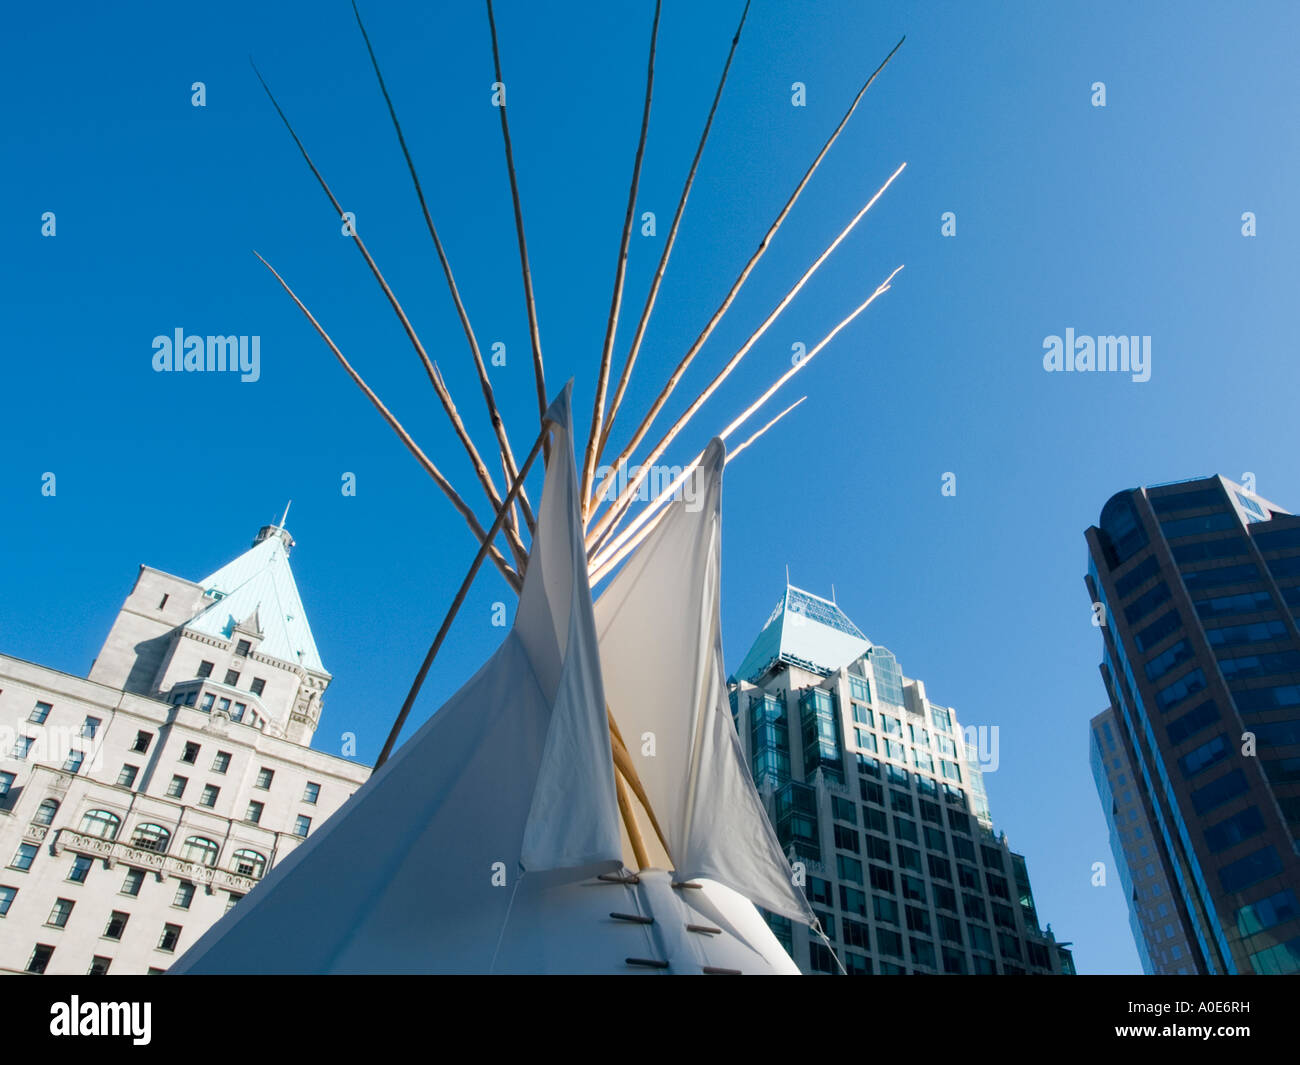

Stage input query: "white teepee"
[
  {"left": 184, "top": 2, "right": 903, "bottom": 974},
  {"left": 172, "top": 389, "right": 802, "bottom": 974}
]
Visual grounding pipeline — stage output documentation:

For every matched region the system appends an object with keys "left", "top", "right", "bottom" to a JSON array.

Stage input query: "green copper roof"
[
  {"left": 185, "top": 531, "right": 326, "bottom": 675},
  {"left": 733, "top": 585, "right": 869, "bottom": 682}
]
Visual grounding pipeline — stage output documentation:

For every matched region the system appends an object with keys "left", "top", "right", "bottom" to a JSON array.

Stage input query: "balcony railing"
[{"left": 50, "top": 828, "right": 260, "bottom": 894}]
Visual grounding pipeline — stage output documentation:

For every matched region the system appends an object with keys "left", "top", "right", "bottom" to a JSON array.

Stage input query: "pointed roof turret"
[
  {"left": 184, "top": 526, "right": 327, "bottom": 675},
  {"left": 734, "top": 584, "right": 870, "bottom": 682}
]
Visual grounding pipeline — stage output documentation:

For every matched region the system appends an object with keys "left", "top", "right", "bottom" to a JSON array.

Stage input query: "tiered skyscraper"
[
  {"left": 729, "top": 585, "right": 1074, "bottom": 974},
  {"left": 1085, "top": 475, "right": 1300, "bottom": 975}
]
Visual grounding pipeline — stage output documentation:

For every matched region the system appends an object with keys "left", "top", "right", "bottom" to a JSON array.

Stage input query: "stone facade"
[{"left": 0, "top": 527, "right": 369, "bottom": 974}]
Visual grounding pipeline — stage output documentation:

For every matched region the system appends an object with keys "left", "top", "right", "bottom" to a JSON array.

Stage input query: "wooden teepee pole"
[
  {"left": 587, "top": 166, "right": 905, "bottom": 551},
  {"left": 372, "top": 416, "right": 551, "bottom": 772},
  {"left": 351, "top": 0, "right": 536, "bottom": 537},
  {"left": 607, "top": 709, "right": 671, "bottom": 863},
  {"left": 615, "top": 771, "right": 651, "bottom": 870},
  {"left": 591, "top": 264, "right": 899, "bottom": 563},
  {"left": 588, "top": 35, "right": 905, "bottom": 518},
  {"left": 588, "top": 397, "right": 806, "bottom": 583},
  {"left": 581, "top": 0, "right": 662, "bottom": 517},
  {"left": 255, "top": 252, "right": 522, "bottom": 594},
  {"left": 251, "top": 61, "right": 530, "bottom": 572},
  {"left": 486, "top": 0, "right": 549, "bottom": 456},
  {"left": 596, "top": 0, "right": 751, "bottom": 475}
]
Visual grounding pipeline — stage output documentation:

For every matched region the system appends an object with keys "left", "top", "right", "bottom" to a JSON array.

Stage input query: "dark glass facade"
[
  {"left": 1085, "top": 475, "right": 1300, "bottom": 974},
  {"left": 732, "top": 604, "right": 1073, "bottom": 975}
]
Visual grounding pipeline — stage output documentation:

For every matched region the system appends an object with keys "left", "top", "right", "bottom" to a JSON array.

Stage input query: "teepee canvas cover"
[
  {"left": 173, "top": 389, "right": 800, "bottom": 974},
  {"left": 595, "top": 439, "right": 813, "bottom": 926}
]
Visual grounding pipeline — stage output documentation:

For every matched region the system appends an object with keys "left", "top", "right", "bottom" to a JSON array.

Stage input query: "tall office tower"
[
  {"left": 730, "top": 585, "right": 1074, "bottom": 975},
  {"left": 1090, "top": 707, "right": 1196, "bottom": 973},
  {"left": 1084, "top": 475, "right": 1300, "bottom": 975},
  {"left": 0, "top": 524, "right": 368, "bottom": 974}
]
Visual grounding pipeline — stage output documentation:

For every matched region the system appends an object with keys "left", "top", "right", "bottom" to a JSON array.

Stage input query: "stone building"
[{"left": 0, "top": 523, "right": 368, "bottom": 974}]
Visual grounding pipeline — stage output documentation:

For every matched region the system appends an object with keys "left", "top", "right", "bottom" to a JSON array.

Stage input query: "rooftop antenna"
[
  {"left": 832, "top": 583, "right": 837, "bottom": 604},
  {"left": 785, "top": 563, "right": 790, "bottom": 588},
  {"left": 277, "top": 500, "right": 292, "bottom": 531}
]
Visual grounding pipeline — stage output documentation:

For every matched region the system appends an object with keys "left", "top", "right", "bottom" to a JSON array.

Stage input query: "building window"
[
  {"left": 233, "top": 703, "right": 247, "bottom": 722},
  {"left": 29, "top": 701, "right": 52, "bottom": 724},
  {"left": 212, "top": 751, "right": 231, "bottom": 774},
  {"left": 104, "top": 911, "right": 129, "bottom": 940},
  {"left": 840, "top": 885, "right": 868, "bottom": 918},
  {"left": 88, "top": 956, "right": 112, "bottom": 975},
  {"left": 232, "top": 849, "right": 267, "bottom": 879},
  {"left": 877, "top": 928, "right": 904, "bottom": 960},
  {"left": 81, "top": 716, "right": 102, "bottom": 739},
  {"left": 47, "top": 898, "right": 75, "bottom": 928},
  {"left": 12, "top": 736, "right": 33, "bottom": 759},
  {"left": 866, "top": 834, "right": 891, "bottom": 862},
  {"left": 180, "top": 742, "right": 200, "bottom": 764},
  {"left": 256, "top": 768, "right": 275, "bottom": 790},
  {"left": 132, "top": 731, "right": 152, "bottom": 754},
  {"left": 235, "top": 640, "right": 251, "bottom": 657},
  {"left": 167, "top": 776, "right": 187, "bottom": 799},
  {"left": 0, "top": 771, "right": 14, "bottom": 799},
  {"left": 0, "top": 886, "right": 17, "bottom": 916},
  {"left": 131, "top": 824, "right": 171, "bottom": 853},
  {"left": 174, "top": 881, "right": 195, "bottom": 909},
  {"left": 78, "top": 809, "right": 121, "bottom": 841},
  {"left": 32, "top": 799, "right": 59, "bottom": 827},
  {"left": 246, "top": 801, "right": 264, "bottom": 824},
  {"left": 200, "top": 693, "right": 215, "bottom": 712},
  {"left": 250, "top": 677, "right": 266, "bottom": 697},
  {"left": 121, "top": 869, "right": 145, "bottom": 897},
  {"left": 224, "top": 670, "right": 240, "bottom": 687},
  {"left": 26, "top": 944, "right": 54, "bottom": 974},
  {"left": 197, "top": 661, "right": 214, "bottom": 678},
  {"left": 179, "top": 836, "right": 219, "bottom": 867},
  {"left": 158, "top": 923, "right": 182, "bottom": 953},
  {"left": 68, "top": 856, "right": 92, "bottom": 883},
  {"left": 63, "top": 749, "right": 85, "bottom": 774},
  {"left": 808, "top": 942, "right": 836, "bottom": 974},
  {"left": 225, "top": 892, "right": 244, "bottom": 914},
  {"left": 199, "top": 785, "right": 219, "bottom": 808},
  {"left": 303, "top": 782, "right": 320, "bottom": 805},
  {"left": 117, "top": 764, "right": 139, "bottom": 788}
]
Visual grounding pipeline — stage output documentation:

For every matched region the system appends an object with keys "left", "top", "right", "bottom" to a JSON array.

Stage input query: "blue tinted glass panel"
[
  {"left": 1218, "top": 846, "right": 1282, "bottom": 894},
  {"left": 1161, "top": 512, "right": 1237, "bottom": 540},
  {"left": 1191, "top": 769, "right": 1248, "bottom": 815},
  {"left": 1205, "top": 806, "right": 1266, "bottom": 852},
  {"left": 1167, "top": 700, "right": 1221, "bottom": 746}
]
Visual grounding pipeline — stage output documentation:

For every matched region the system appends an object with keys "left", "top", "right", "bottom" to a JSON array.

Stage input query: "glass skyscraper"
[
  {"left": 730, "top": 585, "right": 1074, "bottom": 975},
  {"left": 1084, "top": 474, "right": 1300, "bottom": 974}
]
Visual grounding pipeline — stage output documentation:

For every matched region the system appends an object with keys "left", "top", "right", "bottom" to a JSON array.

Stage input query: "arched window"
[
  {"left": 79, "top": 809, "right": 121, "bottom": 840},
  {"left": 231, "top": 848, "right": 267, "bottom": 879},
  {"left": 131, "top": 823, "right": 171, "bottom": 853},
  {"left": 179, "top": 836, "right": 220, "bottom": 867},
  {"left": 32, "top": 799, "right": 59, "bottom": 827}
]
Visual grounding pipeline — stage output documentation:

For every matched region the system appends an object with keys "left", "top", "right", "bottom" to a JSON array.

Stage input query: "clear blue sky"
[{"left": 3, "top": 1, "right": 1297, "bottom": 975}]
